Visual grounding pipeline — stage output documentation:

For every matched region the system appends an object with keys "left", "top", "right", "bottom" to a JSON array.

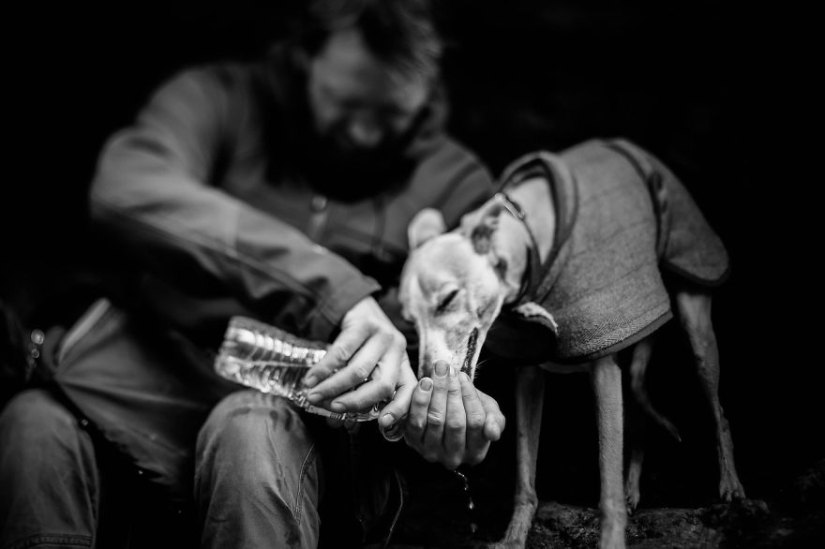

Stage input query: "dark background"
[{"left": 2, "top": 0, "right": 819, "bottom": 546}]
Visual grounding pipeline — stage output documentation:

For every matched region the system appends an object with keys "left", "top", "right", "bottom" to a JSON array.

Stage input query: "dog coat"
[{"left": 495, "top": 138, "right": 729, "bottom": 363}]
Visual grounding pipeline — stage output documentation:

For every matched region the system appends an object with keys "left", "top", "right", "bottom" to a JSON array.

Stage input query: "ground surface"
[
  {"left": 381, "top": 360, "right": 825, "bottom": 549},
  {"left": 386, "top": 449, "right": 823, "bottom": 549}
]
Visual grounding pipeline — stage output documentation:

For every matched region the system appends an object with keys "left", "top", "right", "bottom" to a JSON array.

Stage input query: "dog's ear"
[
  {"left": 470, "top": 218, "right": 497, "bottom": 254},
  {"left": 408, "top": 208, "right": 448, "bottom": 249},
  {"left": 468, "top": 203, "right": 505, "bottom": 255}
]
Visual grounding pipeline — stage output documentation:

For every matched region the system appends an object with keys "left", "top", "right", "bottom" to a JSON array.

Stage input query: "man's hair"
[{"left": 290, "top": 0, "right": 442, "bottom": 80}]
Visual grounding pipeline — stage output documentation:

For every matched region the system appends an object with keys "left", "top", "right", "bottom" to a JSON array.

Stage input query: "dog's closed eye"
[{"left": 436, "top": 289, "right": 459, "bottom": 314}]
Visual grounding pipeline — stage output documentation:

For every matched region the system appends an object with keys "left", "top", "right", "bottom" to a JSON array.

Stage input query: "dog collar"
[
  {"left": 495, "top": 192, "right": 526, "bottom": 221},
  {"left": 494, "top": 192, "right": 543, "bottom": 305}
]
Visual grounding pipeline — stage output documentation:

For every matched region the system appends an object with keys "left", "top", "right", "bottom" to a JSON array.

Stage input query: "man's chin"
[{"left": 305, "top": 150, "right": 406, "bottom": 198}]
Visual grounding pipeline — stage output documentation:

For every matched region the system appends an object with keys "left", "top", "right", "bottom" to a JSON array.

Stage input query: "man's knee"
[
  {"left": 0, "top": 389, "right": 89, "bottom": 458},
  {"left": 197, "top": 390, "right": 317, "bottom": 481},
  {"left": 1, "top": 389, "right": 99, "bottom": 547},
  {"left": 195, "top": 390, "right": 322, "bottom": 538}
]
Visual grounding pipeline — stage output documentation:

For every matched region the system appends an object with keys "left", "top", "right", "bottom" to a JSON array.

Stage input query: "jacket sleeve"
[{"left": 89, "top": 69, "right": 380, "bottom": 341}]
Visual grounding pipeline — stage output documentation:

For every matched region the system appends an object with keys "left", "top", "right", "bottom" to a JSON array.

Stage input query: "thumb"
[
  {"left": 378, "top": 372, "right": 416, "bottom": 442},
  {"left": 483, "top": 415, "right": 504, "bottom": 442},
  {"left": 478, "top": 391, "right": 506, "bottom": 441}
]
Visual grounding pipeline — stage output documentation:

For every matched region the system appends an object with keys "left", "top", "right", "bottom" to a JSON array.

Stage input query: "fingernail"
[
  {"left": 434, "top": 361, "right": 448, "bottom": 377},
  {"left": 303, "top": 375, "right": 317, "bottom": 388},
  {"left": 419, "top": 378, "right": 433, "bottom": 391},
  {"left": 306, "top": 391, "right": 321, "bottom": 403},
  {"left": 330, "top": 401, "right": 345, "bottom": 412},
  {"left": 380, "top": 412, "right": 396, "bottom": 427}
]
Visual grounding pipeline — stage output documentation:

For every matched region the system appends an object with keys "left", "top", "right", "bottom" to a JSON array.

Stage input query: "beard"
[
  {"left": 259, "top": 49, "right": 444, "bottom": 202},
  {"left": 294, "top": 109, "right": 428, "bottom": 203}
]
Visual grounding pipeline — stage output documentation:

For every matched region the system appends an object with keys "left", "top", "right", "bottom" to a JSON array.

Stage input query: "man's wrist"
[{"left": 306, "top": 278, "right": 382, "bottom": 341}]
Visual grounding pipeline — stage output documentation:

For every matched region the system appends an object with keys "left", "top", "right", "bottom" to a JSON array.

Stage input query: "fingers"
[
  {"left": 406, "top": 377, "right": 433, "bottom": 447},
  {"left": 477, "top": 389, "right": 506, "bottom": 441},
  {"left": 403, "top": 368, "right": 503, "bottom": 469},
  {"left": 443, "top": 369, "right": 467, "bottom": 469},
  {"left": 379, "top": 361, "right": 417, "bottom": 441},
  {"left": 459, "top": 372, "right": 489, "bottom": 464},
  {"left": 317, "top": 337, "right": 403, "bottom": 412},
  {"left": 303, "top": 322, "right": 367, "bottom": 389},
  {"left": 421, "top": 361, "right": 450, "bottom": 460},
  {"left": 304, "top": 314, "right": 405, "bottom": 411},
  {"left": 325, "top": 417, "right": 360, "bottom": 434},
  {"left": 303, "top": 296, "right": 391, "bottom": 390}
]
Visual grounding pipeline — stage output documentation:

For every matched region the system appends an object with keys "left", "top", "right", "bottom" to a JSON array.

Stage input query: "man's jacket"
[
  {"left": 52, "top": 49, "right": 493, "bottom": 536},
  {"left": 90, "top": 49, "right": 493, "bottom": 343}
]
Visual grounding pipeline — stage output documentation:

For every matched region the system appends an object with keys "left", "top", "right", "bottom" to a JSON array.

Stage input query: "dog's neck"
[{"left": 498, "top": 177, "right": 556, "bottom": 304}]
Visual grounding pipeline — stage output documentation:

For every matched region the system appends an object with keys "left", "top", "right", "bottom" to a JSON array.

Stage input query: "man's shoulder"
[
  {"left": 153, "top": 60, "right": 294, "bottom": 126},
  {"left": 413, "top": 136, "right": 492, "bottom": 187},
  {"left": 167, "top": 61, "right": 268, "bottom": 96}
]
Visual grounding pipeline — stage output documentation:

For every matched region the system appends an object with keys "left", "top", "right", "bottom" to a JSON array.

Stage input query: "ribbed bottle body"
[{"left": 215, "top": 316, "right": 380, "bottom": 421}]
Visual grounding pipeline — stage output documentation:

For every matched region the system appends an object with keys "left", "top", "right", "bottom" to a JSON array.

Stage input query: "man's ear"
[
  {"left": 408, "top": 208, "right": 447, "bottom": 249},
  {"left": 468, "top": 203, "right": 505, "bottom": 255}
]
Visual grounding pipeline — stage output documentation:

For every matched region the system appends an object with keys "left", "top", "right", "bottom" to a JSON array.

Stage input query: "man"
[{"left": 0, "top": 1, "right": 505, "bottom": 548}]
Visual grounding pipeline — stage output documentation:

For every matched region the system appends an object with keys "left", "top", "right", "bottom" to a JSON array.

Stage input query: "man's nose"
[{"left": 346, "top": 117, "right": 383, "bottom": 148}]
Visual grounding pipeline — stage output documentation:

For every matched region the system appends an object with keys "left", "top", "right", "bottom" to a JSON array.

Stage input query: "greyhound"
[{"left": 398, "top": 139, "right": 746, "bottom": 549}]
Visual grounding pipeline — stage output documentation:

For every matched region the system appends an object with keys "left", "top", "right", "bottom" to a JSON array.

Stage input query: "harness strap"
[{"left": 494, "top": 192, "right": 543, "bottom": 305}]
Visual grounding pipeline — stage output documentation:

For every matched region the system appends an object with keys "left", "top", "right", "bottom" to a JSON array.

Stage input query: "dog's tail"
[{"left": 629, "top": 339, "right": 682, "bottom": 442}]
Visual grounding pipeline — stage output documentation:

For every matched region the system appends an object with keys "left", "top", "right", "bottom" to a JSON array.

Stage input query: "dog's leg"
[
  {"left": 675, "top": 288, "right": 746, "bottom": 502},
  {"left": 590, "top": 355, "right": 627, "bottom": 549},
  {"left": 496, "top": 364, "right": 544, "bottom": 549},
  {"left": 625, "top": 339, "right": 653, "bottom": 513}
]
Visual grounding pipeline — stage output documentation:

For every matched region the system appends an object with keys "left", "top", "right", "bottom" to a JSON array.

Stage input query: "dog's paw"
[
  {"left": 625, "top": 473, "right": 641, "bottom": 514},
  {"left": 599, "top": 538, "right": 627, "bottom": 549},
  {"left": 599, "top": 516, "right": 628, "bottom": 549},
  {"left": 486, "top": 540, "right": 526, "bottom": 549},
  {"left": 625, "top": 489, "right": 640, "bottom": 514},
  {"left": 719, "top": 477, "right": 747, "bottom": 502}
]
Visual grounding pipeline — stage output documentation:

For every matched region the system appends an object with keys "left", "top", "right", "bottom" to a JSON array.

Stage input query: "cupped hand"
[{"left": 404, "top": 361, "right": 505, "bottom": 469}]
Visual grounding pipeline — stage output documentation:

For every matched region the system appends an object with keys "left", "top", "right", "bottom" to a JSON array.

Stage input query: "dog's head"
[{"left": 399, "top": 202, "right": 530, "bottom": 380}]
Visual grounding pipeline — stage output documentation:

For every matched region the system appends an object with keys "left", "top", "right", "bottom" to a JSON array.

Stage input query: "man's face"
[{"left": 306, "top": 28, "right": 431, "bottom": 152}]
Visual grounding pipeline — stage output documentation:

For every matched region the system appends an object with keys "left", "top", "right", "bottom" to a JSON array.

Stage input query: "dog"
[{"left": 399, "top": 138, "right": 746, "bottom": 549}]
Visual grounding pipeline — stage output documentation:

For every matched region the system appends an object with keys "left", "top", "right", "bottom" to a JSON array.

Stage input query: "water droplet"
[{"left": 454, "top": 469, "right": 477, "bottom": 535}]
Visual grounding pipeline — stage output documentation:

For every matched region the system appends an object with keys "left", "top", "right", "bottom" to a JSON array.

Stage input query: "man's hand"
[
  {"left": 404, "top": 360, "right": 505, "bottom": 469},
  {"left": 302, "top": 297, "right": 415, "bottom": 422}
]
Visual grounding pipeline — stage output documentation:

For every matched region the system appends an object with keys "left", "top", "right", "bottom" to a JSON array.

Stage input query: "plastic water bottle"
[{"left": 214, "top": 316, "right": 381, "bottom": 422}]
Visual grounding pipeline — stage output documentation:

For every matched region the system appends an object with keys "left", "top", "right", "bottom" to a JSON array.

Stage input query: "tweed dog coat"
[{"left": 489, "top": 138, "right": 729, "bottom": 364}]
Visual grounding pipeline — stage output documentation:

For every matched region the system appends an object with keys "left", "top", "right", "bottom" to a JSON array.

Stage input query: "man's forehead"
[{"left": 313, "top": 29, "right": 430, "bottom": 110}]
